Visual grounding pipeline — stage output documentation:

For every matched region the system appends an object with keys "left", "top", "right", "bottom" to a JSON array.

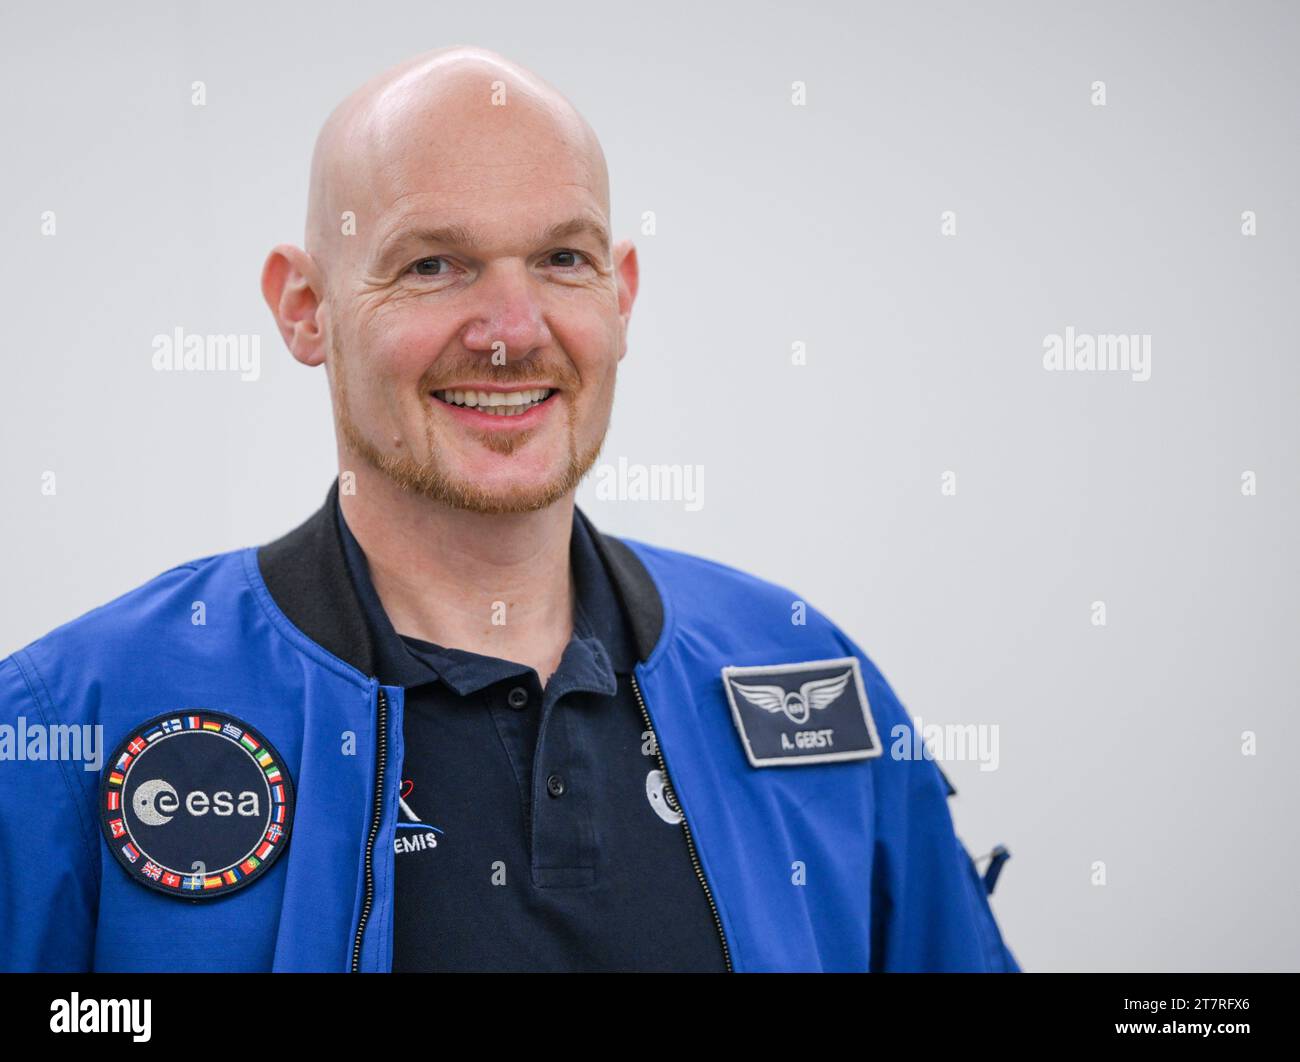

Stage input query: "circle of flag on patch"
[{"left": 99, "top": 709, "right": 295, "bottom": 900}]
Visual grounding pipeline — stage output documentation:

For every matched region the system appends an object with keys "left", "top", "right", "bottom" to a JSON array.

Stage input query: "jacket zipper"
[
  {"left": 630, "top": 672, "right": 733, "bottom": 972},
  {"left": 350, "top": 685, "right": 389, "bottom": 972}
]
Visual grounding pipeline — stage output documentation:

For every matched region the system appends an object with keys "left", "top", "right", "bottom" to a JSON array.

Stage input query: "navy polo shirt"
[{"left": 336, "top": 500, "right": 727, "bottom": 972}]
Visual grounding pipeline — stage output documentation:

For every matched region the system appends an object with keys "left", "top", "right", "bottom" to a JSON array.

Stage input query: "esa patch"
[
  {"left": 722, "top": 657, "right": 883, "bottom": 768},
  {"left": 99, "top": 710, "right": 295, "bottom": 900}
]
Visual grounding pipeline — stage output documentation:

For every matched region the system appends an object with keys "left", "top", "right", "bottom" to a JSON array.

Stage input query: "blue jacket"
[{"left": 0, "top": 484, "right": 1018, "bottom": 972}]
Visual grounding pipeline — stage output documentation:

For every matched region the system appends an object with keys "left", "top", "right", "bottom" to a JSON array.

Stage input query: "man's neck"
[{"left": 337, "top": 468, "right": 575, "bottom": 686}]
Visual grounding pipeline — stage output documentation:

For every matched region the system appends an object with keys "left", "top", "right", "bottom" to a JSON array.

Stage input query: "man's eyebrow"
[
  {"left": 374, "top": 216, "right": 611, "bottom": 269},
  {"left": 537, "top": 217, "right": 610, "bottom": 250}
]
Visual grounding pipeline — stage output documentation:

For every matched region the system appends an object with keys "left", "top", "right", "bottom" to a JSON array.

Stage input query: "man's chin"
[
  {"left": 338, "top": 400, "right": 606, "bottom": 514},
  {"left": 349, "top": 439, "right": 600, "bottom": 515},
  {"left": 380, "top": 460, "right": 573, "bottom": 514},
  {"left": 424, "top": 474, "right": 575, "bottom": 515}
]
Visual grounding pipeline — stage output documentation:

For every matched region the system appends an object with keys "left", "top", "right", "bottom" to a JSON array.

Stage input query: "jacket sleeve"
[
  {"left": 831, "top": 629, "right": 1020, "bottom": 972},
  {"left": 0, "top": 652, "right": 99, "bottom": 971}
]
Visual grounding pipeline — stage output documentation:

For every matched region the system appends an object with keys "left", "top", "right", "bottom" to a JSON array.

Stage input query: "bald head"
[{"left": 305, "top": 46, "right": 609, "bottom": 282}]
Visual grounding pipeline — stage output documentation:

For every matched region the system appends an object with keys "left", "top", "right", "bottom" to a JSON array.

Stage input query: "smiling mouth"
[{"left": 432, "top": 387, "right": 556, "bottom": 417}]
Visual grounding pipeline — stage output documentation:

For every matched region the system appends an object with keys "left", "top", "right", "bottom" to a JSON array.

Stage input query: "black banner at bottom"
[{"left": 4, "top": 972, "right": 1288, "bottom": 1049}]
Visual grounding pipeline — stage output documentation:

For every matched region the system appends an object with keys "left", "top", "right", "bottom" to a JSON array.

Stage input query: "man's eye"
[
  {"left": 547, "top": 250, "right": 589, "bottom": 269},
  {"left": 410, "top": 257, "right": 449, "bottom": 277}
]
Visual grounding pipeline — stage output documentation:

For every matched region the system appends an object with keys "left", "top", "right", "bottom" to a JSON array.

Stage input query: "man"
[{"left": 0, "top": 46, "right": 1018, "bottom": 972}]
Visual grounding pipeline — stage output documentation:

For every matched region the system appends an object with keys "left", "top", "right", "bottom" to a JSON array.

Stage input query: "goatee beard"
[{"left": 330, "top": 338, "right": 606, "bottom": 515}]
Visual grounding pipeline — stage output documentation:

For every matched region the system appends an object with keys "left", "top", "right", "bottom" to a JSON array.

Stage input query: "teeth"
[{"left": 435, "top": 388, "right": 552, "bottom": 414}]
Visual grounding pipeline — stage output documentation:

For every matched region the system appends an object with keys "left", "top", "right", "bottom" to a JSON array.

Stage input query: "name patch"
[
  {"left": 722, "top": 657, "right": 882, "bottom": 767},
  {"left": 99, "top": 710, "right": 294, "bottom": 899}
]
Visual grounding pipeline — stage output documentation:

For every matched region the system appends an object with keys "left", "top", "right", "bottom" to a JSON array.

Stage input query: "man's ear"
[
  {"left": 613, "top": 238, "right": 638, "bottom": 361},
  {"left": 261, "top": 244, "right": 327, "bottom": 367}
]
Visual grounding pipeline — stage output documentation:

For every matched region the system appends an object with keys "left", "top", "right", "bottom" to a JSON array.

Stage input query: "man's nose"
[{"left": 459, "top": 261, "right": 551, "bottom": 360}]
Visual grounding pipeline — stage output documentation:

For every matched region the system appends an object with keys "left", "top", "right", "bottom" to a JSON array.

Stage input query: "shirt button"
[
  {"left": 507, "top": 686, "right": 529, "bottom": 710},
  {"left": 546, "top": 773, "right": 566, "bottom": 798}
]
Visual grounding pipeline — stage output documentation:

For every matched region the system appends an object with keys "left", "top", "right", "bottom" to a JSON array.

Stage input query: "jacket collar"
[{"left": 257, "top": 479, "right": 665, "bottom": 679}]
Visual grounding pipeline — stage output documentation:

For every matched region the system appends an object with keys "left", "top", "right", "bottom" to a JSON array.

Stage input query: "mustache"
[{"left": 418, "top": 355, "right": 581, "bottom": 392}]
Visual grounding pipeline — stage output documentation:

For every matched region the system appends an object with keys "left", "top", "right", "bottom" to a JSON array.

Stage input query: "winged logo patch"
[{"left": 722, "top": 657, "right": 882, "bottom": 767}]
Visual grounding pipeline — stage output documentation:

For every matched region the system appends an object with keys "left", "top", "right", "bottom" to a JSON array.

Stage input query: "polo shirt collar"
[{"left": 335, "top": 497, "right": 635, "bottom": 697}]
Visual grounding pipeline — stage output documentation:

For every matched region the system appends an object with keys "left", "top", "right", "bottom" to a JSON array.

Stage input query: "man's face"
[{"left": 322, "top": 94, "right": 628, "bottom": 514}]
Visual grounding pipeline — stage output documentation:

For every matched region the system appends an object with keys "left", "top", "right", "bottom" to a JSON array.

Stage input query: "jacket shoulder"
[
  {"left": 5, "top": 549, "right": 250, "bottom": 682},
  {"left": 618, "top": 536, "right": 870, "bottom": 656},
  {"left": 618, "top": 535, "right": 914, "bottom": 713}
]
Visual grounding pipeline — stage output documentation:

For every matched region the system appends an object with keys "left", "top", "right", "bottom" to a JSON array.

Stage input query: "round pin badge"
[{"left": 99, "top": 710, "right": 295, "bottom": 900}]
